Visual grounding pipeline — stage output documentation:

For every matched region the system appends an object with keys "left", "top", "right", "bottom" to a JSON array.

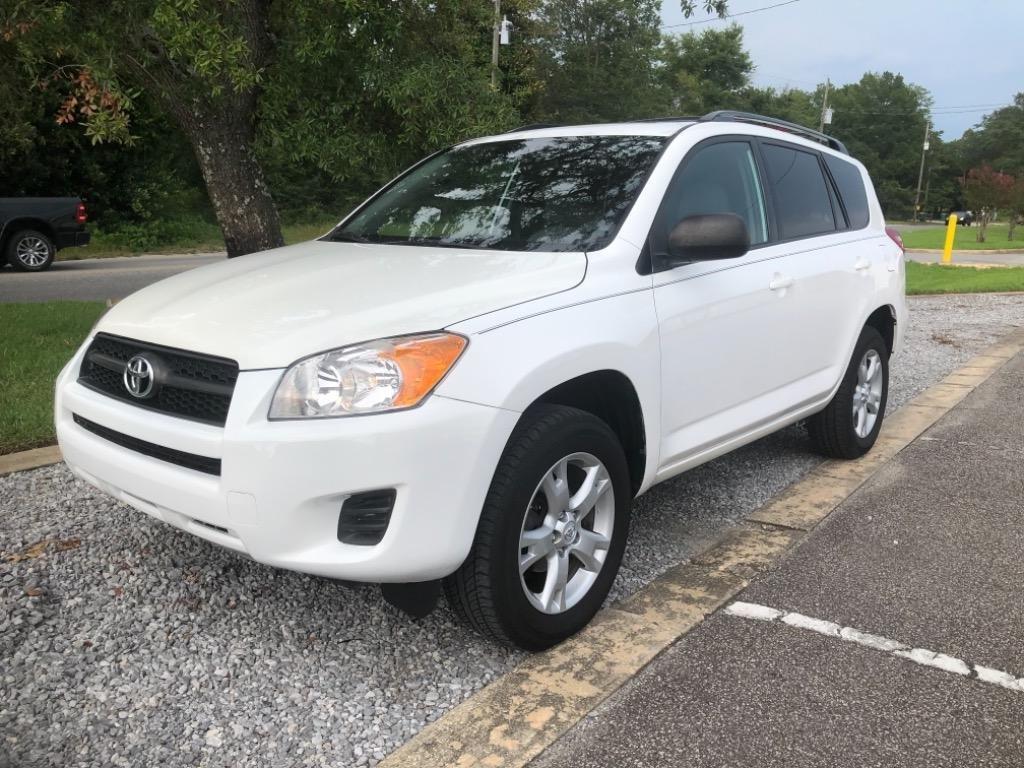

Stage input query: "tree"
[
  {"left": 520, "top": 0, "right": 728, "bottom": 124},
  {"left": 963, "top": 165, "right": 1014, "bottom": 242},
  {"left": 0, "top": 33, "right": 203, "bottom": 228},
  {"left": 2, "top": 1, "right": 521, "bottom": 257},
  {"left": 736, "top": 85, "right": 817, "bottom": 126},
  {"left": 959, "top": 93, "right": 1024, "bottom": 177},
  {"left": 826, "top": 72, "right": 932, "bottom": 219},
  {"left": 1005, "top": 177, "right": 1024, "bottom": 241},
  {"left": 659, "top": 25, "right": 752, "bottom": 114},
  {"left": 527, "top": 0, "right": 671, "bottom": 122}
]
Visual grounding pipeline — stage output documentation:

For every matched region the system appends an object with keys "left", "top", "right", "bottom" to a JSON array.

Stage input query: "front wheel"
[
  {"left": 444, "top": 405, "right": 632, "bottom": 650},
  {"left": 808, "top": 325, "right": 889, "bottom": 459}
]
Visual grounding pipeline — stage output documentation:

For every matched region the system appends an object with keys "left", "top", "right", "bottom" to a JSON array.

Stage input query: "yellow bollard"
[{"left": 941, "top": 213, "right": 958, "bottom": 264}]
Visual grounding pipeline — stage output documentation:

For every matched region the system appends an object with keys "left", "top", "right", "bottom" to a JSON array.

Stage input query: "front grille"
[
  {"left": 78, "top": 333, "right": 238, "bottom": 426},
  {"left": 73, "top": 414, "right": 222, "bottom": 476}
]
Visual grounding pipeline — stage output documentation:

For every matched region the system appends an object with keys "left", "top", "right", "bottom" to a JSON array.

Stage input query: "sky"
[{"left": 659, "top": 0, "right": 1022, "bottom": 140}]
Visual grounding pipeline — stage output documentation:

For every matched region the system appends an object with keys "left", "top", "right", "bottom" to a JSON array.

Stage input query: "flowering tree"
[
  {"left": 1006, "top": 177, "right": 1024, "bottom": 241},
  {"left": 963, "top": 165, "right": 1015, "bottom": 243}
]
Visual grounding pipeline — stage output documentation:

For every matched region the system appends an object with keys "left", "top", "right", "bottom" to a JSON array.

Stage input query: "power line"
[{"left": 662, "top": 0, "right": 802, "bottom": 29}]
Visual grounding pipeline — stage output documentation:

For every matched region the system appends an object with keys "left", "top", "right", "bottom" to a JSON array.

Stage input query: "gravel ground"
[{"left": 2, "top": 293, "right": 1022, "bottom": 768}]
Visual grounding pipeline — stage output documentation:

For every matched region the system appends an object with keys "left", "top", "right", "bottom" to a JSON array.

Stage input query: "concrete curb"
[
  {"left": 0, "top": 445, "right": 62, "bottom": 477},
  {"left": 379, "top": 327, "right": 1024, "bottom": 768}
]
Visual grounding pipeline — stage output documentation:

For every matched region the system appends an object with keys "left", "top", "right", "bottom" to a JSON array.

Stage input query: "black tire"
[
  {"left": 808, "top": 325, "right": 889, "bottom": 459},
  {"left": 6, "top": 229, "right": 55, "bottom": 272},
  {"left": 444, "top": 404, "right": 632, "bottom": 651}
]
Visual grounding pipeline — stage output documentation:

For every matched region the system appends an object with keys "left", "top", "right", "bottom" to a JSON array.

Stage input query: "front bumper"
[{"left": 55, "top": 344, "right": 518, "bottom": 582}]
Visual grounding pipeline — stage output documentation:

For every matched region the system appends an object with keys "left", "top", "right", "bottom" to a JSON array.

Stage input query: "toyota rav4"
[{"left": 55, "top": 112, "right": 907, "bottom": 650}]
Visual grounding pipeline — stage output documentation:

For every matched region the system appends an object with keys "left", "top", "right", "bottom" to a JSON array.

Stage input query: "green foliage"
[
  {"left": 260, "top": 0, "right": 518, "bottom": 190},
  {"left": 660, "top": 25, "right": 752, "bottom": 114},
  {"left": 527, "top": 0, "right": 670, "bottom": 123},
  {"left": 827, "top": 72, "right": 931, "bottom": 219},
  {"left": 959, "top": 94, "right": 1024, "bottom": 176},
  {"left": 5, "top": 0, "right": 1018, "bottom": 239}
]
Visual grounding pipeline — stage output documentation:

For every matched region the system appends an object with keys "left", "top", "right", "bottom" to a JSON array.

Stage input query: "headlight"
[{"left": 269, "top": 333, "right": 467, "bottom": 419}]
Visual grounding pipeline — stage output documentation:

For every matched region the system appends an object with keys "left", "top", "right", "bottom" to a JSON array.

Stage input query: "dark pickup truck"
[{"left": 0, "top": 197, "right": 91, "bottom": 272}]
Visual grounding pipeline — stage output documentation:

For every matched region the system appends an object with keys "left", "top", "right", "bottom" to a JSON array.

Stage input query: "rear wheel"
[
  {"left": 444, "top": 405, "right": 631, "bottom": 650},
  {"left": 6, "top": 230, "right": 55, "bottom": 272},
  {"left": 808, "top": 325, "right": 889, "bottom": 459}
]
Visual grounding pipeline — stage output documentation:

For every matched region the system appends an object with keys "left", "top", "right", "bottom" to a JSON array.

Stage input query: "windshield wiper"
[
  {"left": 324, "top": 231, "right": 372, "bottom": 244},
  {"left": 396, "top": 237, "right": 494, "bottom": 250}
]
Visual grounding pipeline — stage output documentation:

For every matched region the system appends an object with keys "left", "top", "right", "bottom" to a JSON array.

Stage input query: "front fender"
[{"left": 439, "top": 289, "right": 662, "bottom": 491}]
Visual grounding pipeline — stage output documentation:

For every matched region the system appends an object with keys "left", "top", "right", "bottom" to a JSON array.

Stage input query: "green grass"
[
  {"left": 900, "top": 223, "right": 1024, "bottom": 251},
  {"left": 60, "top": 218, "right": 339, "bottom": 260},
  {"left": 0, "top": 301, "right": 106, "bottom": 454},
  {"left": 905, "top": 261, "right": 1024, "bottom": 295}
]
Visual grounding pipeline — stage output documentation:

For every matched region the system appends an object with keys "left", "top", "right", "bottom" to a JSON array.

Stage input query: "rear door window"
[
  {"left": 761, "top": 143, "right": 837, "bottom": 240},
  {"left": 824, "top": 154, "right": 870, "bottom": 230}
]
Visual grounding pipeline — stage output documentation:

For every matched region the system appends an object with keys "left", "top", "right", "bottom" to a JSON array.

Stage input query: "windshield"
[{"left": 328, "top": 135, "right": 666, "bottom": 252}]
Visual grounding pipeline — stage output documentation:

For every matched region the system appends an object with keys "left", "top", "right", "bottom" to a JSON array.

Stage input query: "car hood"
[{"left": 97, "top": 240, "right": 586, "bottom": 369}]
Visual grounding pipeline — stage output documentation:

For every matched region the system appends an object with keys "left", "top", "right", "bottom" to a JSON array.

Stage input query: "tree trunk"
[
  {"left": 1009, "top": 215, "right": 1018, "bottom": 241},
  {"left": 183, "top": 110, "right": 284, "bottom": 258}
]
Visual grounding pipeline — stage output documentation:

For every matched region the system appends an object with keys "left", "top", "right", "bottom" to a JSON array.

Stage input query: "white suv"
[{"left": 55, "top": 112, "right": 906, "bottom": 650}]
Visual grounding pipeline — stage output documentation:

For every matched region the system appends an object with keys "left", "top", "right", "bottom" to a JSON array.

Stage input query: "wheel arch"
[
  {"left": 864, "top": 304, "right": 897, "bottom": 357},
  {"left": 1, "top": 218, "right": 57, "bottom": 251},
  {"left": 524, "top": 370, "right": 646, "bottom": 496}
]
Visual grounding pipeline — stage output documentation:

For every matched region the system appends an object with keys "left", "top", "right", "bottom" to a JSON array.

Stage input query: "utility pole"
[
  {"left": 818, "top": 79, "right": 831, "bottom": 133},
  {"left": 491, "top": 0, "right": 500, "bottom": 89},
  {"left": 913, "top": 119, "right": 930, "bottom": 222}
]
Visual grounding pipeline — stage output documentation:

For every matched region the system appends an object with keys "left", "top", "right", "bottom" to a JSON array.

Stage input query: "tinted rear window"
[
  {"left": 331, "top": 136, "right": 666, "bottom": 252},
  {"left": 824, "top": 155, "right": 870, "bottom": 229},
  {"left": 761, "top": 144, "right": 836, "bottom": 240}
]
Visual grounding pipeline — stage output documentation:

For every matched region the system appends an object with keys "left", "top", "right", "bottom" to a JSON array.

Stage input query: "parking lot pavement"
[
  {"left": 0, "top": 252, "right": 223, "bottom": 303},
  {"left": 1, "top": 293, "right": 1022, "bottom": 767},
  {"left": 529, "top": 352, "right": 1024, "bottom": 768}
]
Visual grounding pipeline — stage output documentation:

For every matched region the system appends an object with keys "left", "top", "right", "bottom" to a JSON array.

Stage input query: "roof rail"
[
  {"left": 699, "top": 110, "right": 849, "bottom": 154},
  {"left": 504, "top": 123, "right": 561, "bottom": 133},
  {"left": 626, "top": 116, "right": 702, "bottom": 124}
]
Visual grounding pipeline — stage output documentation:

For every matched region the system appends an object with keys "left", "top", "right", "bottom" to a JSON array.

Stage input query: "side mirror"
[{"left": 667, "top": 213, "right": 750, "bottom": 263}]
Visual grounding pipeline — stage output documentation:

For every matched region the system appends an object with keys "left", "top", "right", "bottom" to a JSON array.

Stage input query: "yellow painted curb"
[
  {"left": 380, "top": 328, "right": 1024, "bottom": 768},
  {"left": 0, "top": 446, "right": 62, "bottom": 477}
]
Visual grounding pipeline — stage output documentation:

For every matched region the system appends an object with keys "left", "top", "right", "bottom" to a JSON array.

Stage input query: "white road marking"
[{"left": 723, "top": 601, "right": 1024, "bottom": 693}]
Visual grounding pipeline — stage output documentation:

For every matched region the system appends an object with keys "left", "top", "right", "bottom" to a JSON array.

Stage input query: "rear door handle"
[
  {"left": 769, "top": 274, "right": 794, "bottom": 291},
  {"left": 854, "top": 258, "right": 871, "bottom": 272}
]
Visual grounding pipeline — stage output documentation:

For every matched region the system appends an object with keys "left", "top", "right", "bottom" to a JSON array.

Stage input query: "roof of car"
[
  {"left": 467, "top": 112, "right": 850, "bottom": 155},
  {"left": 469, "top": 120, "right": 696, "bottom": 142}
]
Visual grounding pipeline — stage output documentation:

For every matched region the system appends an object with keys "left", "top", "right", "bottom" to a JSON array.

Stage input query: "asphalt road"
[
  {"left": 0, "top": 252, "right": 224, "bottom": 303},
  {"left": 532, "top": 353, "right": 1024, "bottom": 768}
]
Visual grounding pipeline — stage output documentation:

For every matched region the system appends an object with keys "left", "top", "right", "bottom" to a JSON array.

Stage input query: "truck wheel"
[
  {"left": 808, "top": 325, "right": 889, "bottom": 459},
  {"left": 6, "top": 230, "right": 55, "bottom": 272},
  {"left": 444, "top": 405, "right": 631, "bottom": 650}
]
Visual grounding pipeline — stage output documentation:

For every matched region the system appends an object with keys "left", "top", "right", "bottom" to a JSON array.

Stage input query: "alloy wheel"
[
  {"left": 518, "top": 452, "right": 615, "bottom": 614},
  {"left": 16, "top": 236, "right": 50, "bottom": 268},
  {"left": 852, "top": 348, "right": 884, "bottom": 438}
]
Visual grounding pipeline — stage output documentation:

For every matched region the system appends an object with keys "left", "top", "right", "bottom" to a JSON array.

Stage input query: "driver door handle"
[{"left": 769, "top": 274, "right": 794, "bottom": 291}]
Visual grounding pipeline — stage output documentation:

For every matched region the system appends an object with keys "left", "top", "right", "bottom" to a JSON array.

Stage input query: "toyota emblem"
[{"left": 123, "top": 355, "right": 155, "bottom": 398}]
